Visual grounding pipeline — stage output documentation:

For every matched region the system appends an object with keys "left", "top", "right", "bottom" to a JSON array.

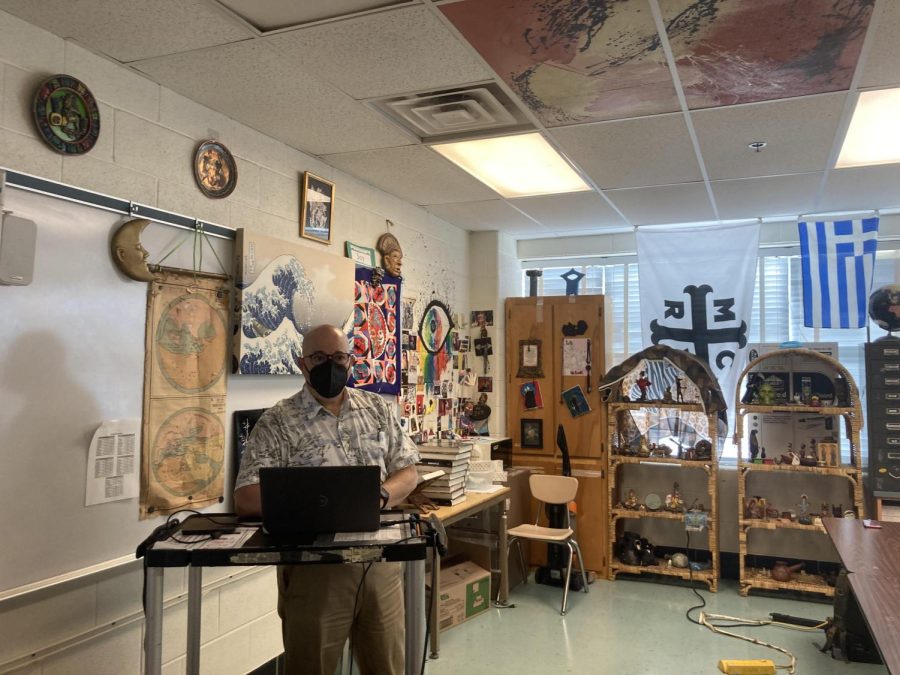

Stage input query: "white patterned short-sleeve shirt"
[{"left": 234, "top": 385, "right": 419, "bottom": 489}]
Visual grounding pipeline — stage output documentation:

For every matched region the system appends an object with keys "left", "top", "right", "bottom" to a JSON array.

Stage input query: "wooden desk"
[
  {"left": 823, "top": 517, "right": 900, "bottom": 577},
  {"left": 427, "top": 488, "right": 510, "bottom": 659},
  {"left": 823, "top": 518, "right": 900, "bottom": 673}
]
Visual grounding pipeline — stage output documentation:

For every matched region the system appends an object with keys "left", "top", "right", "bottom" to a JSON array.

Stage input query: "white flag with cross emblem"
[{"left": 637, "top": 222, "right": 760, "bottom": 412}]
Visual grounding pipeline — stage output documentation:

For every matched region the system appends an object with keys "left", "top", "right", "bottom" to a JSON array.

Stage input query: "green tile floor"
[{"left": 420, "top": 576, "right": 888, "bottom": 675}]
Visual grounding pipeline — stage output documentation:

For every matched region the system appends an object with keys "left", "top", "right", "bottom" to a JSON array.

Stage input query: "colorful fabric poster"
[{"left": 349, "top": 266, "right": 401, "bottom": 394}]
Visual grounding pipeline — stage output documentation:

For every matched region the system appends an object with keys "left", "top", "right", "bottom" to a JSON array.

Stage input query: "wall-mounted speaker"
[{"left": 0, "top": 213, "right": 37, "bottom": 285}]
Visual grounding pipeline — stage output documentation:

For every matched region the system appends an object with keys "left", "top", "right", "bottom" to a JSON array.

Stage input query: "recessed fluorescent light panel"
[
  {"left": 836, "top": 88, "right": 900, "bottom": 168},
  {"left": 431, "top": 133, "right": 591, "bottom": 198}
]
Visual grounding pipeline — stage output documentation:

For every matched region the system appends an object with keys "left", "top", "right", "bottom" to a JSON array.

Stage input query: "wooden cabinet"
[
  {"left": 504, "top": 295, "right": 608, "bottom": 577},
  {"left": 505, "top": 296, "right": 606, "bottom": 460},
  {"left": 733, "top": 348, "right": 864, "bottom": 598}
]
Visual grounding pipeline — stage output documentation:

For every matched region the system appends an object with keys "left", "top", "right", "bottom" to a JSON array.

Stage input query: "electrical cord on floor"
[{"left": 681, "top": 531, "right": 828, "bottom": 674}]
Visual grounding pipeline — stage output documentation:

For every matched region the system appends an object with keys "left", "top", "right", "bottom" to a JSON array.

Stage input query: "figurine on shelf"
[
  {"left": 623, "top": 489, "right": 640, "bottom": 510},
  {"left": 797, "top": 494, "right": 812, "bottom": 525},
  {"left": 757, "top": 497, "right": 769, "bottom": 520},
  {"left": 760, "top": 446, "right": 768, "bottom": 463},
  {"left": 758, "top": 382, "right": 776, "bottom": 405},
  {"left": 809, "top": 394, "right": 822, "bottom": 407},
  {"left": 741, "top": 373, "right": 763, "bottom": 404},
  {"left": 638, "top": 436, "right": 651, "bottom": 457},
  {"left": 636, "top": 370, "right": 652, "bottom": 401},
  {"left": 744, "top": 497, "right": 761, "bottom": 519},
  {"left": 662, "top": 386, "right": 674, "bottom": 404},
  {"left": 675, "top": 376, "right": 685, "bottom": 403},
  {"left": 665, "top": 482, "right": 685, "bottom": 512},
  {"left": 749, "top": 429, "right": 760, "bottom": 463},
  {"left": 694, "top": 439, "right": 712, "bottom": 461},
  {"left": 792, "top": 393, "right": 802, "bottom": 404}
]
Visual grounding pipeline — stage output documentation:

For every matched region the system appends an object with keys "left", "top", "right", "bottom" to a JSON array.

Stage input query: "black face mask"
[{"left": 307, "top": 361, "right": 349, "bottom": 399}]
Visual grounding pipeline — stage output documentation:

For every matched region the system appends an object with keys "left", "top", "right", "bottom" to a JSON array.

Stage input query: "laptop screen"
[{"left": 259, "top": 466, "right": 381, "bottom": 535}]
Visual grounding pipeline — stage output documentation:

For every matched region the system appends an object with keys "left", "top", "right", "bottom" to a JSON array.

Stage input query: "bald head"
[{"left": 302, "top": 324, "right": 349, "bottom": 356}]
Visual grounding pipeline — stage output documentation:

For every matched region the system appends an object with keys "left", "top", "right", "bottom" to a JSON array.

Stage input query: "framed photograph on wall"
[
  {"left": 300, "top": 172, "right": 335, "bottom": 244},
  {"left": 521, "top": 418, "right": 543, "bottom": 449}
]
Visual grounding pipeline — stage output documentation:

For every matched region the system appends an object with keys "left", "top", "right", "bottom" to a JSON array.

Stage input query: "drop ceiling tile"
[
  {"left": 662, "top": 0, "right": 872, "bottom": 108},
  {"left": 264, "top": 6, "right": 491, "bottom": 99},
  {"left": 692, "top": 93, "right": 847, "bottom": 180},
  {"left": 711, "top": 173, "right": 822, "bottom": 221},
  {"left": 860, "top": 0, "right": 900, "bottom": 88},
  {"left": 322, "top": 145, "right": 499, "bottom": 205},
  {"left": 425, "top": 200, "right": 543, "bottom": 234},
  {"left": 604, "top": 183, "right": 715, "bottom": 227},
  {"left": 819, "top": 164, "right": 900, "bottom": 213},
  {"left": 217, "top": 0, "right": 408, "bottom": 32},
  {"left": 509, "top": 191, "right": 627, "bottom": 231},
  {"left": 551, "top": 114, "right": 702, "bottom": 189},
  {"left": 132, "top": 40, "right": 412, "bottom": 156},
  {"left": 0, "top": 0, "right": 252, "bottom": 62},
  {"left": 441, "top": 0, "right": 679, "bottom": 126}
]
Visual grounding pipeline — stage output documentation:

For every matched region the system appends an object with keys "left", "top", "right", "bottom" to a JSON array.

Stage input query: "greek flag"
[{"left": 798, "top": 217, "right": 879, "bottom": 328}]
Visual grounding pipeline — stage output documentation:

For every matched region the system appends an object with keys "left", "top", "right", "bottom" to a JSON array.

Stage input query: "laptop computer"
[{"left": 259, "top": 466, "right": 381, "bottom": 536}]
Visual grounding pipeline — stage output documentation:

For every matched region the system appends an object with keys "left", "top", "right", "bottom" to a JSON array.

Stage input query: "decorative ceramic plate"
[
  {"left": 193, "top": 139, "right": 237, "bottom": 198},
  {"left": 644, "top": 493, "right": 662, "bottom": 511},
  {"left": 33, "top": 74, "right": 100, "bottom": 154}
]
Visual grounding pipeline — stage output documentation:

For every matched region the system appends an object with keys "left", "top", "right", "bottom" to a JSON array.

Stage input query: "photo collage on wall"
[{"left": 399, "top": 298, "right": 482, "bottom": 442}]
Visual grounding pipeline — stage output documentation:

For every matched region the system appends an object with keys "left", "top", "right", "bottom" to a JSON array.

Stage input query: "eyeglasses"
[{"left": 303, "top": 351, "right": 354, "bottom": 367}]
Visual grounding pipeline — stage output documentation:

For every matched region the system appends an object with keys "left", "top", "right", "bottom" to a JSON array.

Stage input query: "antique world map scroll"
[{"left": 140, "top": 269, "right": 230, "bottom": 518}]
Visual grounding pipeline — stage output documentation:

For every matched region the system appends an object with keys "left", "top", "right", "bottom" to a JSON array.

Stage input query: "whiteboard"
[{"left": 0, "top": 188, "right": 300, "bottom": 598}]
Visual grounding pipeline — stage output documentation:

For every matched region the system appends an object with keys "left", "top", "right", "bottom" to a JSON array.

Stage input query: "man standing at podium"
[{"left": 234, "top": 324, "right": 420, "bottom": 675}]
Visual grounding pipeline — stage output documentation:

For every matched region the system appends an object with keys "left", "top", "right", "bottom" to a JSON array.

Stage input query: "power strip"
[{"left": 717, "top": 659, "right": 776, "bottom": 674}]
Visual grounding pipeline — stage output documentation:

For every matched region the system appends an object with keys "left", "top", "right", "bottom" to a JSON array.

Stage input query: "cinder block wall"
[{"left": 0, "top": 8, "right": 470, "bottom": 674}]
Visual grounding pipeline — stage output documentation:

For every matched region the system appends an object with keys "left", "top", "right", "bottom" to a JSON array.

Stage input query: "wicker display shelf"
[
  {"left": 603, "top": 345, "right": 721, "bottom": 594},
  {"left": 739, "top": 567, "right": 834, "bottom": 598},
  {"left": 734, "top": 348, "right": 863, "bottom": 599},
  {"left": 740, "top": 462, "right": 862, "bottom": 480},
  {"left": 609, "top": 402, "right": 706, "bottom": 413},
  {"left": 610, "top": 508, "right": 695, "bottom": 522},
  {"left": 610, "top": 560, "right": 718, "bottom": 592},
  {"left": 735, "top": 403, "right": 856, "bottom": 416},
  {"left": 610, "top": 455, "right": 714, "bottom": 469},
  {"left": 739, "top": 518, "right": 826, "bottom": 533}
]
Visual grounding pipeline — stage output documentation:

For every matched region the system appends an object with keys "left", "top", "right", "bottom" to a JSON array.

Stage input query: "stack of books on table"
[{"left": 415, "top": 443, "right": 472, "bottom": 506}]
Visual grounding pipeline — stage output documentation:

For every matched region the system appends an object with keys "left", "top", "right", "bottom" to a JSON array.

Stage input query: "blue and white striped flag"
[{"left": 798, "top": 217, "right": 879, "bottom": 328}]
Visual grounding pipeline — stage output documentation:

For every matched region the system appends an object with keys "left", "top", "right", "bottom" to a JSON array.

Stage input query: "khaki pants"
[{"left": 277, "top": 562, "right": 405, "bottom": 675}]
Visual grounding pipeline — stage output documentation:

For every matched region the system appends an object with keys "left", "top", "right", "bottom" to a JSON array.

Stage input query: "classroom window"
[{"left": 522, "top": 251, "right": 900, "bottom": 462}]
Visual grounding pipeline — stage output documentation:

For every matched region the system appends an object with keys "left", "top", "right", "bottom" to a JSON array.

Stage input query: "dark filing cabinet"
[{"left": 864, "top": 342, "right": 900, "bottom": 494}]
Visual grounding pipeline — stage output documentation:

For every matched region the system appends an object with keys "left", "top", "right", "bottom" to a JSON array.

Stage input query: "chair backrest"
[{"left": 529, "top": 474, "right": 578, "bottom": 505}]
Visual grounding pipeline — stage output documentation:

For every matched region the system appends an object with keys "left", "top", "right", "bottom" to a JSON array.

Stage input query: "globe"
[{"left": 868, "top": 284, "right": 900, "bottom": 334}]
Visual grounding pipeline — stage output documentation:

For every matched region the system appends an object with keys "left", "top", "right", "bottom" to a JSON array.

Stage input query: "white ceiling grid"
[{"left": 0, "top": 0, "right": 896, "bottom": 240}]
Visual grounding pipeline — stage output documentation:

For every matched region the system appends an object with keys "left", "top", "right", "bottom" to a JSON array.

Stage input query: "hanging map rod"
[{"left": 0, "top": 167, "right": 235, "bottom": 240}]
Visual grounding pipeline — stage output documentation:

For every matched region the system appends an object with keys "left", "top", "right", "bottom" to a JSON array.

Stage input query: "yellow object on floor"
[{"left": 717, "top": 659, "right": 776, "bottom": 675}]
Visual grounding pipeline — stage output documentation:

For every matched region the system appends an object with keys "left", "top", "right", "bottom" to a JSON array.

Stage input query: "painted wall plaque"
[
  {"left": 32, "top": 74, "right": 100, "bottom": 154},
  {"left": 193, "top": 139, "right": 237, "bottom": 199}
]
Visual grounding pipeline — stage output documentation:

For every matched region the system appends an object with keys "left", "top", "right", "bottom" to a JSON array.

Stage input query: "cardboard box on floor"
[{"left": 426, "top": 558, "right": 491, "bottom": 632}]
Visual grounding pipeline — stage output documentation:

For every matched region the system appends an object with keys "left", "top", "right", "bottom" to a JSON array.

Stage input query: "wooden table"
[
  {"left": 426, "top": 488, "right": 511, "bottom": 659},
  {"left": 823, "top": 517, "right": 900, "bottom": 673}
]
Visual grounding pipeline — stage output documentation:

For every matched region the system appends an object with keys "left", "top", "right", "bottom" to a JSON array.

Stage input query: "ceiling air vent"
[{"left": 368, "top": 83, "right": 533, "bottom": 142}]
